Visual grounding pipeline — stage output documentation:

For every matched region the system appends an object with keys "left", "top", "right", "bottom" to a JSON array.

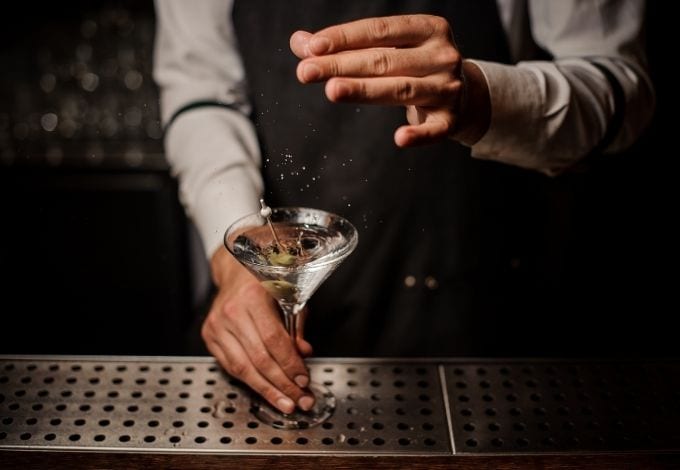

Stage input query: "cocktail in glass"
[{"left": 224, "top": 204, "right": 358, "bottom": 429}]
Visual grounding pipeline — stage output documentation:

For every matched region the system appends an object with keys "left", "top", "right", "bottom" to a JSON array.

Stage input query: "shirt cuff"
[{"left": 466, "top": 59, "right": 553, "bottom": 173}]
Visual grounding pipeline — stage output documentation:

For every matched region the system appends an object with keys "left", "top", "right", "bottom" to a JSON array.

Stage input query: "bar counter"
[{"left": 1, "top": 355, "right": 679, "bottom": 469}]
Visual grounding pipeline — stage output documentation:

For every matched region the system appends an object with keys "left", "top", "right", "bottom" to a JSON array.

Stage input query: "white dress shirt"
[{"left": 153, "top": 0, "right": 655, "bottom": 258}]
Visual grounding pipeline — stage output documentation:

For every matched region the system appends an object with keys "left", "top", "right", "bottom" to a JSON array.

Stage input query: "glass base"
[{"left": 250, "top": 382, "right": 335, "bottom": 429}]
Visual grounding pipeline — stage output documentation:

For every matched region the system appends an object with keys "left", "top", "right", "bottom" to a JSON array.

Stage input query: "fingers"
[
  {"left": 290, "top": 30, "right": 313, "bottom": 58},
  {"left": 205, "top": 332, "right": 297, "bottom": 414},
  {"left": 394, "top": 117, "right": 452, "bottom": 147},
  {"left": 299, "top": 15, "right": 448, "bottom": 56},
  {"left": 202, "top": 281, "right": 315, "bottom": 413},
  {"left": 324, "top": 75, "right": 462, "bottom": 106},
  {"left": 297, "top": 46, "right": 459, "bottom": 83}
]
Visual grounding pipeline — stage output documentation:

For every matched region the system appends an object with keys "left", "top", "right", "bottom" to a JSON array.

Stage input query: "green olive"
[
  {"left": 261, "top": 280, "right": 297, "bottom": 300},
  {"left": 267, "top": 251, "right": 296, "bottom": 266}
]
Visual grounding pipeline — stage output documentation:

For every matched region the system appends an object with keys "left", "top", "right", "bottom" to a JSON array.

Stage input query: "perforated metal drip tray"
[
  {"left": 0, "top": 357, "right": 449, "bottom": 454},
  {"left": 1, "top": 356, "right": 679, "bottom": 456}
]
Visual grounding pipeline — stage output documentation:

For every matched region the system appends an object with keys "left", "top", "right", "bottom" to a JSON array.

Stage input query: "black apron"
[{"left": 232, "top": 1, "right": 561, "bottom": 357}]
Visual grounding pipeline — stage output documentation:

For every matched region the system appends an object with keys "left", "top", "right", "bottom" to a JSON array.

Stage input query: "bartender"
[{"left": 153, "top": 0, "right": 654, "bottom": 415}]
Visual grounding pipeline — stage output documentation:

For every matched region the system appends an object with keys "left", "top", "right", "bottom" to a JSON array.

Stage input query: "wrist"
[
  {"left": 452, "top": 59, "right": 491, "bottom": 146},
  {"left": 210, "top": 246, "right": 252, "bottom": 287}
]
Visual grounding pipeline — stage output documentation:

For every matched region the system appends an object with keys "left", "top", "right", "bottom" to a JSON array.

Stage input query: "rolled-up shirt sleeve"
[
  {"left": 153, "top": 0, "right": 262, "bottom": 257},
  {"left": 470, "top": 0, "right": 655, "bottom": 175}
]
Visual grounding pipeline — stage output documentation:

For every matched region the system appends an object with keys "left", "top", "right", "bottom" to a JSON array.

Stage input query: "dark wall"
[{"left": 0, "top": 1, "right": 194, "bottom": 355}]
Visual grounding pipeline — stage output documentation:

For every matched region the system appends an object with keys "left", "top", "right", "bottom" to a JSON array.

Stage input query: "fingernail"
[
  {"left": 298, "top": 395, "right": 315, "bottom": 411},
  {"left": 294, "top": 375, "right": 309, "bottom": 388},
  {"left": 309, "top": 36, "right": 330, "bottom": 55},
  {"left": 276, "top": 397, "right": 295, "bottom": 413},
  {"left": 302, "top": 63, "right": 321, "bottom": 81}
]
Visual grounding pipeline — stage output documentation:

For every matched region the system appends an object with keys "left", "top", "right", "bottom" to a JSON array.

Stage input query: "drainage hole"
[
  {"left": 119, "top": 435, "right": 131, "bottom": 443},
  {"left": 127, "top": 405, "right": 139, "bottom": 412},
  {"left": 373, "top": 437, "right": 385, "bottom": 446},
  {"left": 422, "top": 422, "right": 434, "bottom": 431},
  {"left": 173, "top": 420, "right": 184, "bottom": 428},
  {"left": 148, "top": 420, "right": 159, "bottom": 427},
  {"left": 270, "top": 437, "right": 282, "bottom": 445},
  {"left": 2, "top": 418, "right": 12, "bottom": 425},
  {"left": 37, "top": 390, "right": 49, "bottom": 398},
  {"left": 397, "top": 422, "right": 409, "bottom": 431},
  {"left": 151, "top": 406, "right": 163, "bottom": 413},
  {"left": 461, "top": 408, "right": 472, "bottom": 417},
  {"left": 393, "top": 380, "right": 405, "bottom": 388},
  {"left": 74, "top": 419, "right": 86, "bottom": 426},
  {"left": 26, "top": 418, "right": 37, "bottom": 425},
  {"left": 394, "top": 394, "right": 404, "bottom": 402},
  {"left": 347, "top": 422, "right": 357, "bottom": 430},
  {"left": 322, "top": 437, "right": 334, "bottom": 445},
  {"left": 99, "top": 419, "right": 110, "bottom": 427},
  {"left": 245, "top": 437, "right": 257, "bottom": 444},
  {"left": 15, "top": 390, "right": 26, "bottom": 397},
  {"left": 509, "top": 407, "right": 522, "bottom": 416},
  {"left": 455, "top": 381, "right": 467, "bottom": 389},
  {"left": 155, "top": 392, "right": 167, "bottom": 399},
  {"left": 491, "top": 438, "right": 504, "bottom": 447},
  {"left": 203, "top": 393, "right": 213, "bottom": 399},
  {"left": 542, "top": 437, "right": 556, "bottom": 446},
  {"left": 424, "top": 438, "right": 436, "bottom": 446},
  {"left": 347, "top": 437, "right": 359, "bottom": 445},
  {"left": 371, "top": 407, "right": 383, "bottom": 415},
  {"left": 136, "top": 378, "right": 146, "bottom": 385},
  {"left": 372, "top": 422, "right": 384, "bottom": 430},
  {"left": 463, "top": 423, "right": 475, "bottom": 432},
  {"left": 9, "top": 403, "right": 20, "bottom": 411},
  {"left": 194, "top": 436, "right": 206, "bottom": 444},
  {"left": 220, "top": 436, "right": 232, "bottom": 444},
  {"left": 395, "top": 408, "right": 406, "bottom": 415},
  {"left": 465, "top": 438, "right": 478, "bottom": 447},
  {"left": 61, "top": 391, "right": 72, "bottom": 398},
  {"left": 489, "top": 422, "right": 501, "bottom": 431},
  {"left": 517, "top": 438, "right": 530, "bottom": 447},
  {"left": 223, "top": 406, "right": 236, "bottom": 414},
  {"left": 20, "top": 433, "right": 32, "bottom": 441},
  {"left": 44, "top": 433, "right": 56, "bottom": 441},
  {"left": 247, "top": 421, "right": 259, "bottom": 429},
  {"left": 112, "top": 378, "right": 123, "bottom": 385},
  {"left": 198, "top": 421, "right": 209, "bottom": 428},
  {"left": 370, "top": 380, "right": 381, "bottom": 387},
  {"left": 323, "top": 380, "right": 333, "bottom": 386},
  {"left": 323, "top": 367, "right": 333, "bottom": 373},
  {"left": 108, "top": 391, "right": 119, "bottom": 398},
  {"left": 123, "top": 420, "right": 135, "bottom": 427},
  {"left": 296, "top": 437, "right": 308, "bottom": 445},
  {"left": 458, "top": 395, "right": 470, "bottom": 402},
  {"left": 182, "top": 379, "right": 192, "bottom": 385},
  {"left": 347, "top": 407, "right": 358, "bottom": 415},
  {"left": 347, "top": 380, "right": 358, "bottom": 387},
  {"left": 69, "top": 434, "right": 80, "bottom": 442},
  {"left": 185, "top": 366, "right": 195, "bottom": 373},
  {"left": 79, "top": 405, "right": 90, "bottom": 412},
  {"left": 227, "top": 392, "right": 238, "bottom": 399},
  {"left": 513, "top": 422, "right": 526, "bottom": 431},
  {"left": 176, "top": 406, "right": 187, "bottom": 413},
  {"left": 398, "top": 438, "right": 411, "bottom": 446},
  {"left": 0, "top": 432, "right": 6, "bottom": 440},
  {"left": 322, "top": 422, "right": 334, "bottom": 430},
  {"left": 131, "top": 391, "right": 143, "bottom": 399},
  {"left": 66, "top": 378, "right": 77, "bottom": 384},
  {"left": 50, "top": 418, "right": 61, "bottom": 425},
  {"left": 420, "top": 408, "right": 432, "bottom": 416},
  {"left": 144, "top": 435, "right": 155, "bottom": 443},
  {"left": 84, "top": 391, "right": 95, "bottom": 398},
  {"left": 169, "top": 436, "right": 181, "bottom": 444},
  {"left": 419, "top": 394, "right": 430, "bottom": 402},
  {"left": 222, "top": 421, "right": 233, "bottom": 428}
]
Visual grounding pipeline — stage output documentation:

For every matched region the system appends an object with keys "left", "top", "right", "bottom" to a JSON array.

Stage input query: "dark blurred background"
[{"left": 0, "top": 1, "right": 676, "bottom": 357}]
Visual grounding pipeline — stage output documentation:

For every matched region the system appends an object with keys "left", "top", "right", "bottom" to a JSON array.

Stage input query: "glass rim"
[{"left": 223, "top": 206, "right": 359, "bottom": 272}]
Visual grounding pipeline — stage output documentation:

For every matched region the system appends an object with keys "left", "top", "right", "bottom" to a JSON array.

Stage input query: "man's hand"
[
  {"left": 202, "top": 247, "right": 315, "bottom": 413},
  {"left": 290, "top": 14, "right": 490, "bottom": 147}
]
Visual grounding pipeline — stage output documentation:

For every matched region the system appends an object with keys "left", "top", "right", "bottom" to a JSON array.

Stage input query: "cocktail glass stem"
[{"left": 280, "top": 302, "right": 304, "bottom": 343}]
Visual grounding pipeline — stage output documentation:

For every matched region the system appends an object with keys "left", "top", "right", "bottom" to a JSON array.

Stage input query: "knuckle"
[
  {"left": 395, "top": 80, "right": 416, "bottom": 101},
  {"left": 227, "top": 359, "right": 248, "bottom": 379},
  {"left": 261, "top": 328, "right": 281, "bottom": 347},
  {"left": 250, "top": 348, "right": 271, "bottom": 370},
  {"left": 371, "top": 51, "right": 391, "bottom": 76},
  {"left": 370, "top": 17, "right": 392, "bottom": 41},
  {"left": 430, "top": 16, "right": 451, "bottom": 36},
  {"left": 437, "top": 47, "right": 460, "bottom": 69}
]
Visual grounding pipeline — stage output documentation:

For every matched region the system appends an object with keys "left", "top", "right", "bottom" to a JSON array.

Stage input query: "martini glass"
[{"left": 224, "top": 205, "right": 358, "bottom": 429}]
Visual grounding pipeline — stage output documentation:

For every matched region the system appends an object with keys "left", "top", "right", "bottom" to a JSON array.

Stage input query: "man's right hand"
[{"left": 202, "top": 247, "right": 315, "bottom": 413}]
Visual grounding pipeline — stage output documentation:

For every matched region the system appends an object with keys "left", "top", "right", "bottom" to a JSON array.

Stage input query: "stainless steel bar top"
[{"left": 1, "top": 355, "right": 679, "bottom": 459}]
